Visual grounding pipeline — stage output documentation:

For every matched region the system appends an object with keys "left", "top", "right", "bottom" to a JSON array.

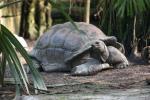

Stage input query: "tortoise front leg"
[{"left": 71, "top": 58, "right": 111, "bottom": 76}]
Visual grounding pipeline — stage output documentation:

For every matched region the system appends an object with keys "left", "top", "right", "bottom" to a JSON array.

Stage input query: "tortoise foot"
[{"left": 116, "top": 62, "right": 129, "bottom": 69}]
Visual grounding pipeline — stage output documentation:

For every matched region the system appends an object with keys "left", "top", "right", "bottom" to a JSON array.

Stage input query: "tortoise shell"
[{"left": 29, "top": 22, "right": 117, "bottom": 71}]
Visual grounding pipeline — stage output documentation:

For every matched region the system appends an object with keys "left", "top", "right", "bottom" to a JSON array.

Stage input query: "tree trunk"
[
  {"left": 19, "top": 0, "right": 36, "bottom": 39},
  {"left": 130, "top": 16, "right": 139, "bottom": 57},
  {"left": 28, "top": 0, "right": 38, "bottom": 40},
  {"left": 36, "top": 0, "right": 52, "bottom": 37},
  {"left": 19, "top": 0, "right": 52, "bottom": 40},
  {"left": 84, "top": 0, "right": 90, "bottom": 23},
  {"left": 0, "top": 0, "right": 20, "bottom": 34}
]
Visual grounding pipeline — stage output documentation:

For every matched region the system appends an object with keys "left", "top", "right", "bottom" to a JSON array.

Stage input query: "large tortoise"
[{"left": 29, "top": 22, "right": 129, "bottom": 75}]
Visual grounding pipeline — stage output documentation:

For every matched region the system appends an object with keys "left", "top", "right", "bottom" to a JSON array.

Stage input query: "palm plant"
[
  {"left": 97, "top": 0, "right": 150, "bottom": 56},
  {"left": 0, "top": 0, "right": 47, "bottom": 96}
]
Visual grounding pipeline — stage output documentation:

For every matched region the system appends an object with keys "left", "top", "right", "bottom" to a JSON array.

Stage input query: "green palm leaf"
[
  {"left": 113, "top": 0, "right": 150, "bottom": 17},
  {"left": 0, "top": 24, "right": 47, "bottom": 94}
]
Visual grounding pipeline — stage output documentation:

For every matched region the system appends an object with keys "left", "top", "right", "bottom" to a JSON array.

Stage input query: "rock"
[{"left": 14, "top": 34, "right": 28, "bottom": 50}]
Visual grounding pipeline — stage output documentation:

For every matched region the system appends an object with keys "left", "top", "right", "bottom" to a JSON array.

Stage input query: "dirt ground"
[
  {"left": 40, "top": 63, "right": 150, "bottom": 92},
  {"left": 1, "top": 40, "right": 150, "bottom": 99}
]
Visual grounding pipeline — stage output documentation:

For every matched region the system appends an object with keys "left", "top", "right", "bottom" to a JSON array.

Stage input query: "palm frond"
[
  {"left": 0, "top": 24, "right": 47, "bottom": 94},
  {"left": 113, "top": 0, "right": 150, "bottom": 17}
]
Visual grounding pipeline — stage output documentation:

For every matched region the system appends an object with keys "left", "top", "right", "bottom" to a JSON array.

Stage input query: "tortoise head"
[
  {"left": 91, "top": 40, "right": 109, "bottom": 62},
  {"left": 100, "top": 36, "right": 117, "bottom": 45}
]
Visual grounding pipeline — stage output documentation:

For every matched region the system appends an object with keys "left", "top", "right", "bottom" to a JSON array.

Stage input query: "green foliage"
[
  {"left": 112, "top": 0, "right": 150, "bottom": 17},
  {"left": 0, "top": 24, "right": 47, "bottom": 94},
  {"left": 97, "top": 0, "right": 150, "bottom": 42},
  {"left": 0, "top": 0, "right": 47, "bottom": 95}
]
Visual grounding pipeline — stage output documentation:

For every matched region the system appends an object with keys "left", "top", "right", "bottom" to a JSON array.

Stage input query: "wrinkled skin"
[
  {"left": 106, "top": 46, "right": 129, "bottom": 68},
  {"left": 70, "top": 41, "right": 129, "bottom": 76},
  {"left": 69, "top": 40, "right": 112, "bottom": 75},
  {"left": 71, "top": 58, "right": 110, "bottom": 76},
  {"left": 91, "top": 41, "right": 129, "bottom": 69},
  {"left": 90, "top": 41, "right": 109, "bottom": 62}
]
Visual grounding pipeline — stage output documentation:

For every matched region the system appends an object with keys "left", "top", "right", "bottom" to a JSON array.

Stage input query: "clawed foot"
[{"left": 116, "top": 62, "right": 129, "bottom": 69}]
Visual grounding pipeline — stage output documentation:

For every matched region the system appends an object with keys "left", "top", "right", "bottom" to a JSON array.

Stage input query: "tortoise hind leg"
[{"left": 107, "top": 46, "right": 129, "bottom": 69}]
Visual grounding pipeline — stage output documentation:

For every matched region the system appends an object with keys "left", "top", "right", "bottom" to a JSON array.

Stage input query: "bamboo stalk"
[{"left": 84, "top": 0, "right": 91, "bottom": 23}]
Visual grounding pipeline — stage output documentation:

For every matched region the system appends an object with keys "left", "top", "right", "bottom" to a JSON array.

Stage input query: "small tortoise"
[{"left": 29, "top": 22, "right": 129, "bottom": 75}]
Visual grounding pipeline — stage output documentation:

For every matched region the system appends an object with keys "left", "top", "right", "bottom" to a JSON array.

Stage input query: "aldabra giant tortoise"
[{"left": 29, "top": 22, "right": 129, "bottom": 75}]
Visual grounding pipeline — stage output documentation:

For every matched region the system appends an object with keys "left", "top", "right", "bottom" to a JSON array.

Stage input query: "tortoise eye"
[{"left": 95, "top": 42, "right": 99, "bottom": 44}]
